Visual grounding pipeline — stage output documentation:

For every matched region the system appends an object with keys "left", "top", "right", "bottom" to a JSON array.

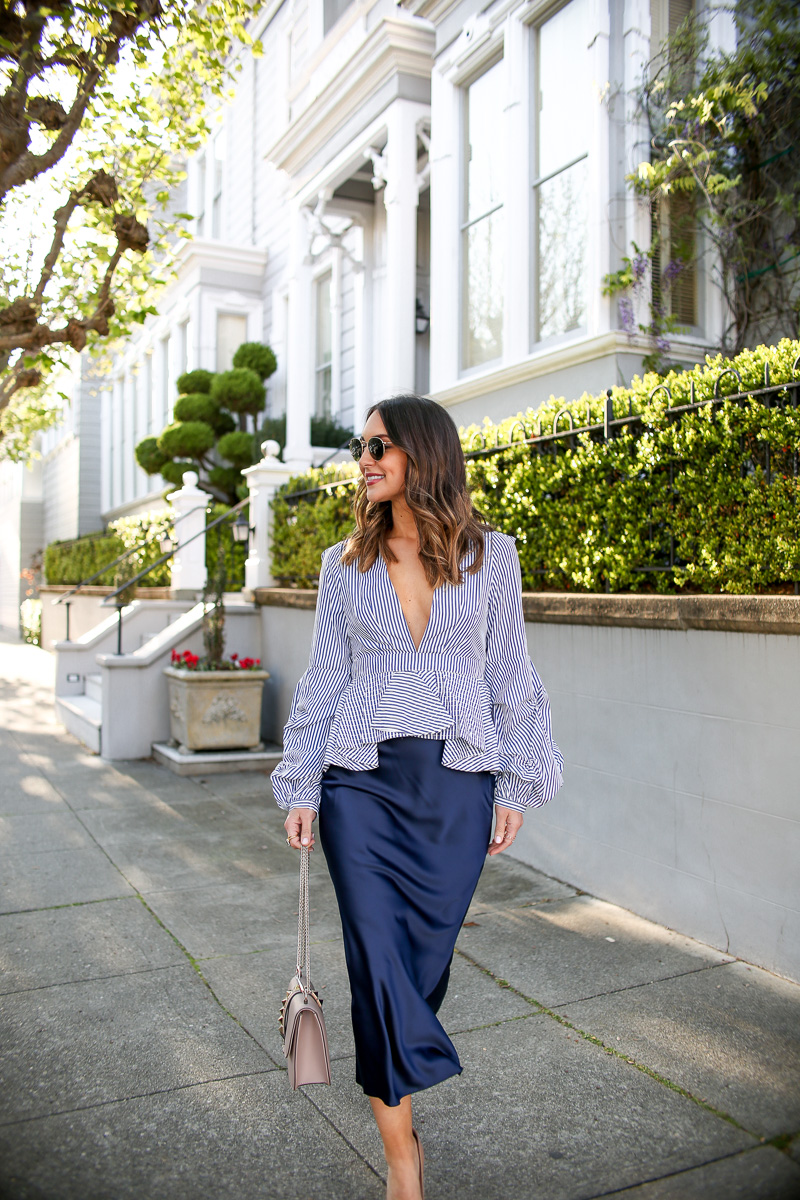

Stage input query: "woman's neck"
[{"left": 388, "top": 498, "right": 418, "bottom": 543}]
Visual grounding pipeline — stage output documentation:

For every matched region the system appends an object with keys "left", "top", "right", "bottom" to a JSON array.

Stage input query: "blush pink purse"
[{"left": 279, "top": 846, "right": 331, "bottom": 1089}]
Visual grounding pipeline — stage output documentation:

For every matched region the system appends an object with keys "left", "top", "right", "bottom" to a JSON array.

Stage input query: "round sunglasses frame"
[{"left": 348, "top": 436, "right": 392, "bottom": 461}]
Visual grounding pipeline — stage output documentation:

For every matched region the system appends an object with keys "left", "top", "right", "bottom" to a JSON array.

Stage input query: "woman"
[{"left": 272, "top": 394, "right": 562, "bottom": 1200}]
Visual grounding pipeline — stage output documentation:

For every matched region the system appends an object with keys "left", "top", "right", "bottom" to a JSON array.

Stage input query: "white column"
[
  {"left": 168, "top": 471, "right": 208, "bottom": 597},
  {"left": 383, "top": 100, "right": 420, "bottom": 393},
  {"left": 429, "top": 71, "right": 461, "bottom": 393},
  {"left": 241, "top": 440, "right": 294, "bottom": 591},
  {"left": 586, "top": 0, "right": 612, "bottom": 337},
  {"left": 503, "top": 12, "right": 532, "bottom": 360},
  {"left": 284, "top": 204, "right": 315, "bottom": 470},
  {"left": 624, "top": 0, "right": 654, "bottom": 334}
]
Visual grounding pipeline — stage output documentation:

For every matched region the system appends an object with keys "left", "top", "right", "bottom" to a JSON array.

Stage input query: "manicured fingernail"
[
  {"left": 495, "top": 835, "right": 503, "bottom": 843},
  {"left": 302, "top": 837, "right": 309, "bottom": 845}
]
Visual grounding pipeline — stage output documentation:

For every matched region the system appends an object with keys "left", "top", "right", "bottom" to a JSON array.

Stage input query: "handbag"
[{"left": 279, "top": 845, "right": 331, "bottom": 1089}]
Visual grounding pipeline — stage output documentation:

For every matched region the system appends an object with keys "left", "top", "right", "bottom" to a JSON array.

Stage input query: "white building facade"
[{"left": 2, "top": 0, "right": 729, "bottom": 623}]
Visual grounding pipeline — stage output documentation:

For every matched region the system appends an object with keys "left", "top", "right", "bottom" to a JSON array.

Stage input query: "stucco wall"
[{"left": 257, "top": 592, "right": 800, "bottom": 982}]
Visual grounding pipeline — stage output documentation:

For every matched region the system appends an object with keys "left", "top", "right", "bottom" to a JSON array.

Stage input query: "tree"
[
  {"left": 605, "top": 2, "right": 800, "bottom": 367},
  {"left": 135, "top": 342, "right": 277, "bottom": 504},
  {"left": 0, "top": 0, "right": 262, "bottom": 451}
]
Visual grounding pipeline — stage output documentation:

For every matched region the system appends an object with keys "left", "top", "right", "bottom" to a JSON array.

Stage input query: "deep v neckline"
[{"left": 380, "top": 554, "right": 435, "bottom": 653}]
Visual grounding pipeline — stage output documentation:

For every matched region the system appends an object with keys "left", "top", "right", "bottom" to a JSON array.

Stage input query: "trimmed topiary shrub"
[
  {"left": 176, "top": 369, "right": 214, "bottom": 395},
  {"left": 158, "top": 420, "right": 216, "bottom": 459},
  {"left": 211, "top": 368, "right": 266, "bottom": 417},
  {"left": 233, "top": 342, "right": 277, "bottom": 380}
]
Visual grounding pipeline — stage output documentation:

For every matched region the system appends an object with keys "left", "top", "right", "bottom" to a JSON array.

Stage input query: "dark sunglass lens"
[
  {"left": 367, "top": 437, "right": 385, "bottom": 460},
  {"left": 348, "top": 438, "right": 364, "bottom": 460}
]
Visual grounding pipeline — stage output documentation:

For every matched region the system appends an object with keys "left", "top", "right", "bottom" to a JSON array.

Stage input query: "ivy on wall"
[{"left": 270, "top": 340, "right": 800, "bottom": 595}]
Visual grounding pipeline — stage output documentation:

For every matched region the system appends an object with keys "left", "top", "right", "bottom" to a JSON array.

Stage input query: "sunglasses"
[{"left": 348, "top": 436, "right": 393, "bottom": 462}]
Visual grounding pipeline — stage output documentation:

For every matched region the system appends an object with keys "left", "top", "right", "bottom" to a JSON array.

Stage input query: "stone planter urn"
[{"left": 165, "top": 667, "right": 270, "bottom": 754}]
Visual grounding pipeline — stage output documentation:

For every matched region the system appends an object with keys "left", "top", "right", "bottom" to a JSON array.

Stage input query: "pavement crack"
[
  {"left": 547, "top": 959, "right": 735, "bottom": 1007},
  {"left": 0, "top": 1068, "right": 282, "bottom": 1130},
  {"left": 453, "top": 946, "right": 753, "bottom": 1136},
  {"left": 0, "top": 894, "right": 134, "bottom": 917}
]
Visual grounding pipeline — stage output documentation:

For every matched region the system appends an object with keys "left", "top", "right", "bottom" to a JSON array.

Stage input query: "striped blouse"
[{"left": 270, "top": 530, "right": 563, "bottom": 814}]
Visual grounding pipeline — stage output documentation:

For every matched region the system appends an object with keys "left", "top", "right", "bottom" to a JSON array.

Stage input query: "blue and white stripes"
[{"left": 270, "top": 530, "right": 564, "bottom": 813}]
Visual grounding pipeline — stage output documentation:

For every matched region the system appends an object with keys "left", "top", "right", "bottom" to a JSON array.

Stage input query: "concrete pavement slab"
[
  {"left": 0, "top": 764, "right": 65, "bottom": 815},
  {"left": 310, "top": 1009, "right": 754, "bottom": 1200},
  {"left": 556, "top": 958, "right": 800, "bottom": 1139},
  {"left": 106, "top": 828, "right": 288, "bottom": 893},
  {"left": 0, "top": 1071, "right": 384, "bottom": 1200},
  {"left": 601, "top": 1147, "right": 800, "bottom": 1198},
  {"left": 0, "top": 845, "right": 134, "bottom": 913},
  {"left": 0, "top": 962, "right": 275, "bottom": 1123},
  {"left": 199, "top": 940, "right": 533, "bottom": 1067},
  {"left": 0, "top": 895, "right": 185, "bottom": 994},
  {"left": 198, "top": 771, "right": 273, "bottom": 802},
  {"left": 468, "top": 852, "right": 578, "bottom": 912},
  {"left": 0, "top": 810, "right": 94, "bottom": 854},
  {"left": 143, "top": 870, "right": 343, "bottom": 958},
  {"left": 76, "top": 795, "right": 257, "bottom": 844},
  {"left": 456, "top": 895, "right": 734, "bottom": 1007}
]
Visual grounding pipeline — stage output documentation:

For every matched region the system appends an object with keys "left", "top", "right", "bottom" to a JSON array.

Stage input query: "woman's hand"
[
  {"left": 488, "top": 804, "right": 523, "bottom": 856},
  {"left": 284, "top": 806, "right": 317, "bottom": 850}
]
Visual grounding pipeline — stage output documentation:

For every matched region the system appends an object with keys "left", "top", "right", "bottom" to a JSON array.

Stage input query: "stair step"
[
  {"left": 84, "top": 673, "right": 102, "bottom": 704},
  {"left": 56, "top": 694, "right": 102, "bottom": 755}
]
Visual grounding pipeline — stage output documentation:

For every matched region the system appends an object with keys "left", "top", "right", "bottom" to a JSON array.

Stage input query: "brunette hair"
[{"left": 340, "top": 393, "right": 491, "bottom": 587}]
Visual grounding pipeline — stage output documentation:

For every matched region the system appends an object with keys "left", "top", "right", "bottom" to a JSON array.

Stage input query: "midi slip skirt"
[{"left": 318, "top": 736, "right": 494, "bottom": 1107}]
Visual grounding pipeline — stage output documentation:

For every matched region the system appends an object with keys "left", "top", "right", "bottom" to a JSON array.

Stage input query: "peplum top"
[{"left": 270, "top": 530, "right": 563, "bottom": 813}]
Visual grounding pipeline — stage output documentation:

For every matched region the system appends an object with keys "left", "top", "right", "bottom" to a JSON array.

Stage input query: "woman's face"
[{"left": 358, "top": 410, "right": 408, "bottom": 504}]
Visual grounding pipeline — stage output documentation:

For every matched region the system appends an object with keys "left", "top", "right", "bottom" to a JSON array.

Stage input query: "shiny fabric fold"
[{"left": 318, "top": 737, "right": 494, "bottom": 1107}]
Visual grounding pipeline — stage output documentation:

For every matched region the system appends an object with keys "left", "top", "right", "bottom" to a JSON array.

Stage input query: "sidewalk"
[{"left": 1, "top": 639, "right": 799, "bottom": 1200}]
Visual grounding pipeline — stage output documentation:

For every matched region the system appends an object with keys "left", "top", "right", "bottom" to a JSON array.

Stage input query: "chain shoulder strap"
[{"left": 296, "top": 846, "right": 311, "bottom": 991}]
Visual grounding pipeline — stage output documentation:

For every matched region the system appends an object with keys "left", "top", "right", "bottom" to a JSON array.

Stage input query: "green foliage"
[
  {"left": 0, "top": 0, "right": 265, "bottom": 448},
  {"left": 44, "top": 504, "right": 246, "bottom": 591},
  {"left": 211, "top": 368, "right": 266, "bottom": 416},
  {"left": 258, "top": 414, "right": 354, "bottom": 459},
  {"left": 135, "top": 436, "right": 169, "bottom": 475},
  {"left": 270, "top": 464, "right": 360, "bottom": 584},
  {"left": 136, "top": 342, "right": 277, "bottom": 503},
  {"left": 44, "top": 532, "right": 125, "bottom": 586},
  {"left": 611, "top": 2, "right": 800, "bottom": 363},
  {"left": 158, "top": 420, "right": 215, "bottom": 459},
  {"left": 173, "top": 393, "right": 220, "bottom": 427},
  {"left": 233, "top": 342, "right": 278, "bottom": 380},
  {"left": 270, "top": 340, "right": 800, "bottom": 594},
  {"left": 176, "top": 369, "right": 214, "bottom": 396},
  {"left": 217, "top": 430, "right": 256, "bottom": 468}
]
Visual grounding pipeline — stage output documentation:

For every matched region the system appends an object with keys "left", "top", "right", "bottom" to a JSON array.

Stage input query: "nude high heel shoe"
[{"left": 411, "top": 1128, "right": 424, "bottom": 1200}]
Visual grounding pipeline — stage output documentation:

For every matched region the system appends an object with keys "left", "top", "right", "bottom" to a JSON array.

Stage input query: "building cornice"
[
  {"left": 430, "top": 331, "right": 712, "bottom": 411},
  {"left": 172, "top": 239, "right": 268, "bottom": 285},
  {"left": 266, "top": 15, "right": 435, "bottom": 180}
]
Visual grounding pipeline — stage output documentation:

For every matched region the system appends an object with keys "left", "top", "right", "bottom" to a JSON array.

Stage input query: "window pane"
[
  {"left": 538, "top": 0, "right": 590, "bottom": 179},
  {"left": 324, "top": 0, "right": 353, "bottom": 35},
  {"left": 466, "top": 58, "right": 504, "bottom": 222},
  {"left": 464, "top": 208, "right": 504, "bottom": 368},
  {"left": 315, "top": 273, "right": 332, "bottom": 419},
  {"left": 216, "top": 313, "right": 247, "bottom": 371},
  {"left": 537, "top": 157, "right": 588, "bottom": 340}
]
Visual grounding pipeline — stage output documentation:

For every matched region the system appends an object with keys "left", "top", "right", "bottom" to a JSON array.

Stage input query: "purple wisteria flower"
[
  {"left": 619, "top": 296, "right": 636, "bottom": 334},
  {"left": 662, "top": 258, "right": 685, "bottom": 284},
  {"left": 632, "top": 253, "right": 648, "bottom": 284}
]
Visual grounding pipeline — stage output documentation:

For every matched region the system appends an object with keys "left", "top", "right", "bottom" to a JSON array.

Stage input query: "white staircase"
[{"left": 55, "top": 673, "right": 102, "bottom": 754}]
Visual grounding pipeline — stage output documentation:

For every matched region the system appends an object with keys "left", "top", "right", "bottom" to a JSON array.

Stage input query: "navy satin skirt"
[{"left": 318, "top": 737, "right": 495, "bottom": 1107}]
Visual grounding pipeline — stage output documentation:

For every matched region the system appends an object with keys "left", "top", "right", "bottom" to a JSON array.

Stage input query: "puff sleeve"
[
  {"left": 484, "top": 534, "right": 564, "bottom": 811},
  {"left": 270, "top": 544, "right": 352, "bottom": 812}
]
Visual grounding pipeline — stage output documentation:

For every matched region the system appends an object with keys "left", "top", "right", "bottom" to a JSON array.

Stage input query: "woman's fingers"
[
  {"left": 284, "top": 807, "right": 317, "bottom": 850},
  {"left": 488, "top": 805, "right": 523, "bottom": 856}
]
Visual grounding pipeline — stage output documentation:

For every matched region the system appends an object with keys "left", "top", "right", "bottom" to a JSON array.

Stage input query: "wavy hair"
[{"left": 340, "top": 394, "right": 491, "bottom": 587}]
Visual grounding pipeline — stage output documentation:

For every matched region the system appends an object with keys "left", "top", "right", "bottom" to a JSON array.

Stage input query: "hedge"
[
  {"left": 269, "top": 339, "right": 800, "bottom": 594},
  {"left": 44, "top": 504, "right": 248, "bottom": 591}
]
